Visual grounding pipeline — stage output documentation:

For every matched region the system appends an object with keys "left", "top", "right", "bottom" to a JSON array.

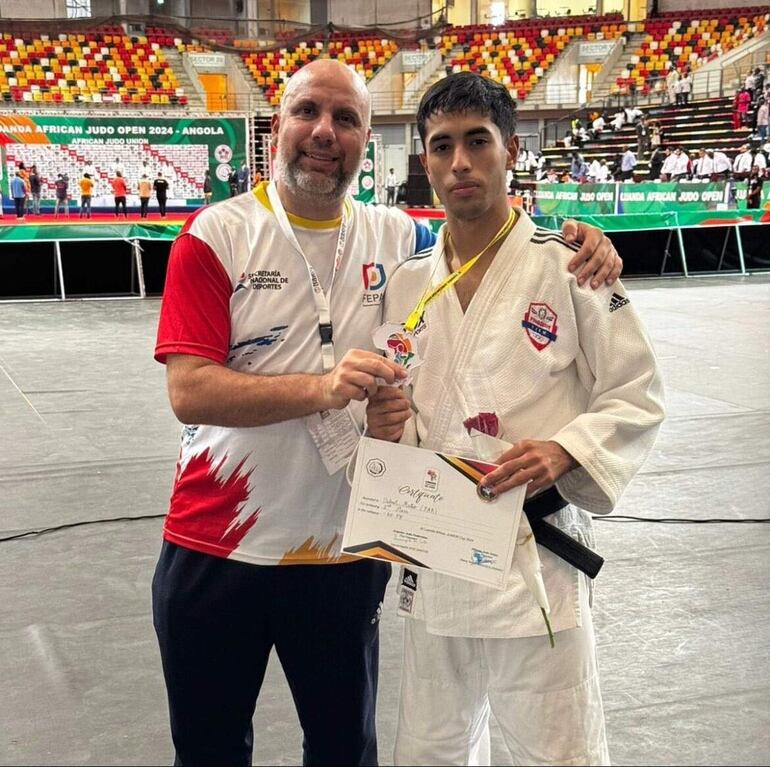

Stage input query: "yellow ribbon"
[{"left": 403, "top": 208, "right": 517, "bottom": 333}]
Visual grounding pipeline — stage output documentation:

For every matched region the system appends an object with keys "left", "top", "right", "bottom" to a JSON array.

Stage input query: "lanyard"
[
  {"left": 403, "top": 209, "right": 517, "bottom": 333},
  {"left": 266, "top": 182, "right": 350, "bottom": 373}
]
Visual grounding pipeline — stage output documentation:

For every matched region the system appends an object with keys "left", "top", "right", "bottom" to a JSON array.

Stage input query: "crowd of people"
[
  {"left": 526, "top": 75, "right": 770, "bottom": 208},
  {"left": 1, "top": 157, "right": 175, "bottom": 220}
]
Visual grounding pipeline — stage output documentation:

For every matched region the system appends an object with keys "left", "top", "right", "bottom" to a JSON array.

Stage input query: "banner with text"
[
  {"left": 0, "top": 114, "right": 247, "bottom": 203},
  {"left": 534, "top": 182, "right": 770, "bottom": 216}
]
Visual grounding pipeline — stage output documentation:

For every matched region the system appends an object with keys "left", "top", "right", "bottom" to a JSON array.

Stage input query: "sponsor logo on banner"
[
  {"left": 522, "top": 302, "right": 558, "bottom": 350},
  {"left": 362, "top": 262, "right": 386, "bottom": 305}
]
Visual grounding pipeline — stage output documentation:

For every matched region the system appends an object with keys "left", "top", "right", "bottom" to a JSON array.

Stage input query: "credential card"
[{"left": 342, "top": 437, "right": 526, "bottom": 589}]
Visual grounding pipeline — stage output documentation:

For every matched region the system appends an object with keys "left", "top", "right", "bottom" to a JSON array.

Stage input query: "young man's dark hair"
[{"left": 416, "top": 71, "right": 517, "bottom": 145}]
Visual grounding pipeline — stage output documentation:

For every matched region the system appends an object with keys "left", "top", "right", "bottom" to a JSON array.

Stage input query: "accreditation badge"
[{"left": 305, "top": 406, "right": 361, "bottom": 475}]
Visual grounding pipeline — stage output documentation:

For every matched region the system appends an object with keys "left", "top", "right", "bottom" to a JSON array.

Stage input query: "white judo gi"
[{"left": 381, "top": 209, "right": 665, "bottom": 766}]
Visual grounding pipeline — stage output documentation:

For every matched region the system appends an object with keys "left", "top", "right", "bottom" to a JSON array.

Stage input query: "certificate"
[{"left": 342, "top": 437, "right": 526, "bottom": 589}]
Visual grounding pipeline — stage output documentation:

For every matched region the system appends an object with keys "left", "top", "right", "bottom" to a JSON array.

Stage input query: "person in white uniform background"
[
  {"left": 151, "top": 59, "right": 622, "bottom": 767},
  {"left": 366, "top": 71, "right": 665, "bottom": 767}
]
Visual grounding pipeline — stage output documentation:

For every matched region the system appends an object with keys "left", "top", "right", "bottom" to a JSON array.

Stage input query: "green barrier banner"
[
  {"left": 531, "top": 209, "right": 769, "bottom": 232},
  {"left": 533, "top": 183, "right": 617, "bottom": 215},
  {"left": 0, "top": 221, "right": 181, "bottom": 242},
  {"left": 0, "top": 114, "right": 247, "bottom": 203},
  {"left": 619, "top": 182, "right": 729, "bottom": 213},
  {"left": 535, "top": 182, "right": 770, "bottom": 216}
]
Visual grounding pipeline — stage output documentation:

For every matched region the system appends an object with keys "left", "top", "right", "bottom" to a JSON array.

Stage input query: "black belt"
[{"left": 523, "top": 487, "right": 604, "bottom": 579}]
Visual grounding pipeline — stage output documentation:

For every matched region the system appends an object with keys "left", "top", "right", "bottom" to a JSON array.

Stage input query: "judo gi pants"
[
  {"left": 394, "top": 593, "right": 610, "bottom": 766},
  {"left": 152, "top": 541, "right": 390, "bottom": 767}
]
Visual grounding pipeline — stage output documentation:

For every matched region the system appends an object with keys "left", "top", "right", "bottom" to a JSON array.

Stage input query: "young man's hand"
[
  {"left": 479, "top": 440, "right": 578, "bottom": 499},
  {"left": 365, "top": 386, "right": 412, "bottom": 442},
  {"left": 562, "top": 220, "right": 622, "bottom": 288}
]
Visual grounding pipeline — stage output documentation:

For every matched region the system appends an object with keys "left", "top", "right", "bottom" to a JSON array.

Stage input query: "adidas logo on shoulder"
[{"left": 609, "top": 292, "right": 630, "bottom": 312}]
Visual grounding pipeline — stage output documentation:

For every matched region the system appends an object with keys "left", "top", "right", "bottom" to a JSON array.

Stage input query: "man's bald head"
[{"left": 281, "top": 58, "right": 372, "bottom": 128}]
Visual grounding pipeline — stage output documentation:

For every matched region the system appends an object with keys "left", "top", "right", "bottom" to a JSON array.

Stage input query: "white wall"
[
  {"left": 0, "top": 0, "right": 61, "bottom": 18},
  {"left": 327, "top": 0, "right": 433, "bottom": 27},
  {"left": 659, "top": 0, "right": 765, "bottom": 11}
]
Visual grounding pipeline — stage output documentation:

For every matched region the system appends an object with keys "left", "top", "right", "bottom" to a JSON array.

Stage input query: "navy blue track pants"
[{"left": 152, "top": 541, "right": 391, "bottom": 766}]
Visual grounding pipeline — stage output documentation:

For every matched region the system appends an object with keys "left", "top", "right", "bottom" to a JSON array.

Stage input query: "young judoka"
[{"left": 365, "top": 72, "right": 665, "bottom": 766}]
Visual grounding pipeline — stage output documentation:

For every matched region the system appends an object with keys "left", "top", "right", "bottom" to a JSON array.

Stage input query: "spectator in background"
[
  {"left": 111, "top": 171, "right": 128, "bottom": 218},
  {"left": 624, "top": 105, "right": 643, "bottom": 125},
  {"left": 745, "top": 69, "right": 757, "bottom": 102},
  {"left": 733, "top": 143, "right": 753, "bottom": 180},
  {"left": 679, "top": 72, "right": 692, "bottom": 106},
  {"left": 636, "top": 116, "right": 650, "bottom": 157},
  {"left": 747, "top": 166, "right": 764, "bottom": 209},
  {"left": 237, "top": 161, "right": 250, "bottom": 194},
  {"left": 54, "top": 174, "right": 69, "bottom": 218},
  {"left": 752, "top": 147, "right": 767, "bottom": 174},
  {"left": 385, "top": 167, "right": 398, "bottom": 206},
  {"left": 138, "top": 174, "right": 153, "bottom": 218},
  {"left": 755, "top": 98, "right": 768, "bottom": 142},
  {"left": 669, "top": 146, "right": 691, "bottom": 181},
  {"left": 203, "top": 169, "right": 213, "bottom": 206},
  {"left": 666, "top": 65, "right": 679, "bottom": 105},
  {"left": 587, "top": 157, "right": 611, "bottom": 183},
  {"left": 649, "top": 121, "right": 663, "bottom": 150},
  {"left": 228, "top": 167, "right": 239, "bottom": 197},
  {"left": 753, "top": 68, "right": 765, "bottom": 100},
  {"left": 590, "top": 112, "right": 606, "bottom": 139},
  {"left": 154, "top": 172, "right": 169, "bottom": 218},
  {"left": 734, "top": 88, "right": 751, "bottom": 129},
  {"left": 693, "top": 148, "right": 714, "bottom": 181},
  {"left": 78, "top": 173, "right": 93, "bottom": 219},
  {"left": 11, "top": 171, "right": 26, "bottom": 220},
  {"left": 621, "top": 145, "right": 637, "bottom": 180},
  {"left": 708, "top": 148, "right": 732, "bottom": 181},
  {"left": 17, "top": 162, "right": 31, "bottom": 213},
  {"left": 674, "top": 77, "right": 685, "bottom": 106},
  {"left": 569, "top": 151, "right": 588, "bottom": 182},
  {"left": 252, "top": 168, "right": 263, "bottom": 187},
  {"left": 648, "top": 145, "right": 667, "bottom": 181},
  {"left": 660, "top": 147, "right": 677, "bottom": 181},
  {"left": 562, "top": 130, "right": 574, "bottom": 148},
  {"left": 610, "top": 108, "right": 625, "bottom": 132},
  {"left": 29, "top": 164, "right": 42, "bottom": 215}
]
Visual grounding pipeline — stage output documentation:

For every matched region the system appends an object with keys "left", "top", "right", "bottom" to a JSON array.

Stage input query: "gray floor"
[{"left": 1, "top": 275, "right": 769, "bottom": 766}]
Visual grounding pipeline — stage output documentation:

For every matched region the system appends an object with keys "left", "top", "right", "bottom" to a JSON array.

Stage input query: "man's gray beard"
[{"left": 274, "top": 153, "right": 357, "bottom": 202}]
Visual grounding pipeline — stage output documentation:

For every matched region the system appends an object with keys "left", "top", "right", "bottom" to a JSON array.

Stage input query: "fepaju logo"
[{"left": 362, "top": 263, "right": 386, "bottom": 291}]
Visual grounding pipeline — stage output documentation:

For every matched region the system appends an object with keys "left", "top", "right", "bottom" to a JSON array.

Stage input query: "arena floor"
[{"left": 1, "top": 274, "right": 768, "bottom": 766}]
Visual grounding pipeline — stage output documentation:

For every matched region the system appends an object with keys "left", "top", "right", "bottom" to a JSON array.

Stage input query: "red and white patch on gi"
[{"left": 522, "top": 302, "right": 558, "bottom": 351}]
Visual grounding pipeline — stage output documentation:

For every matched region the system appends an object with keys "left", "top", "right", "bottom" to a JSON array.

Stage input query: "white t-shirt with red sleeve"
[{"left": 155, "top": 181, "right": 426, "bottom": 565}]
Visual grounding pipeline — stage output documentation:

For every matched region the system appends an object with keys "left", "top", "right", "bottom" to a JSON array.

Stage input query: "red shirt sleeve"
[{"left": 155, "top": 232, "right": 232, "bottom": 365}]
